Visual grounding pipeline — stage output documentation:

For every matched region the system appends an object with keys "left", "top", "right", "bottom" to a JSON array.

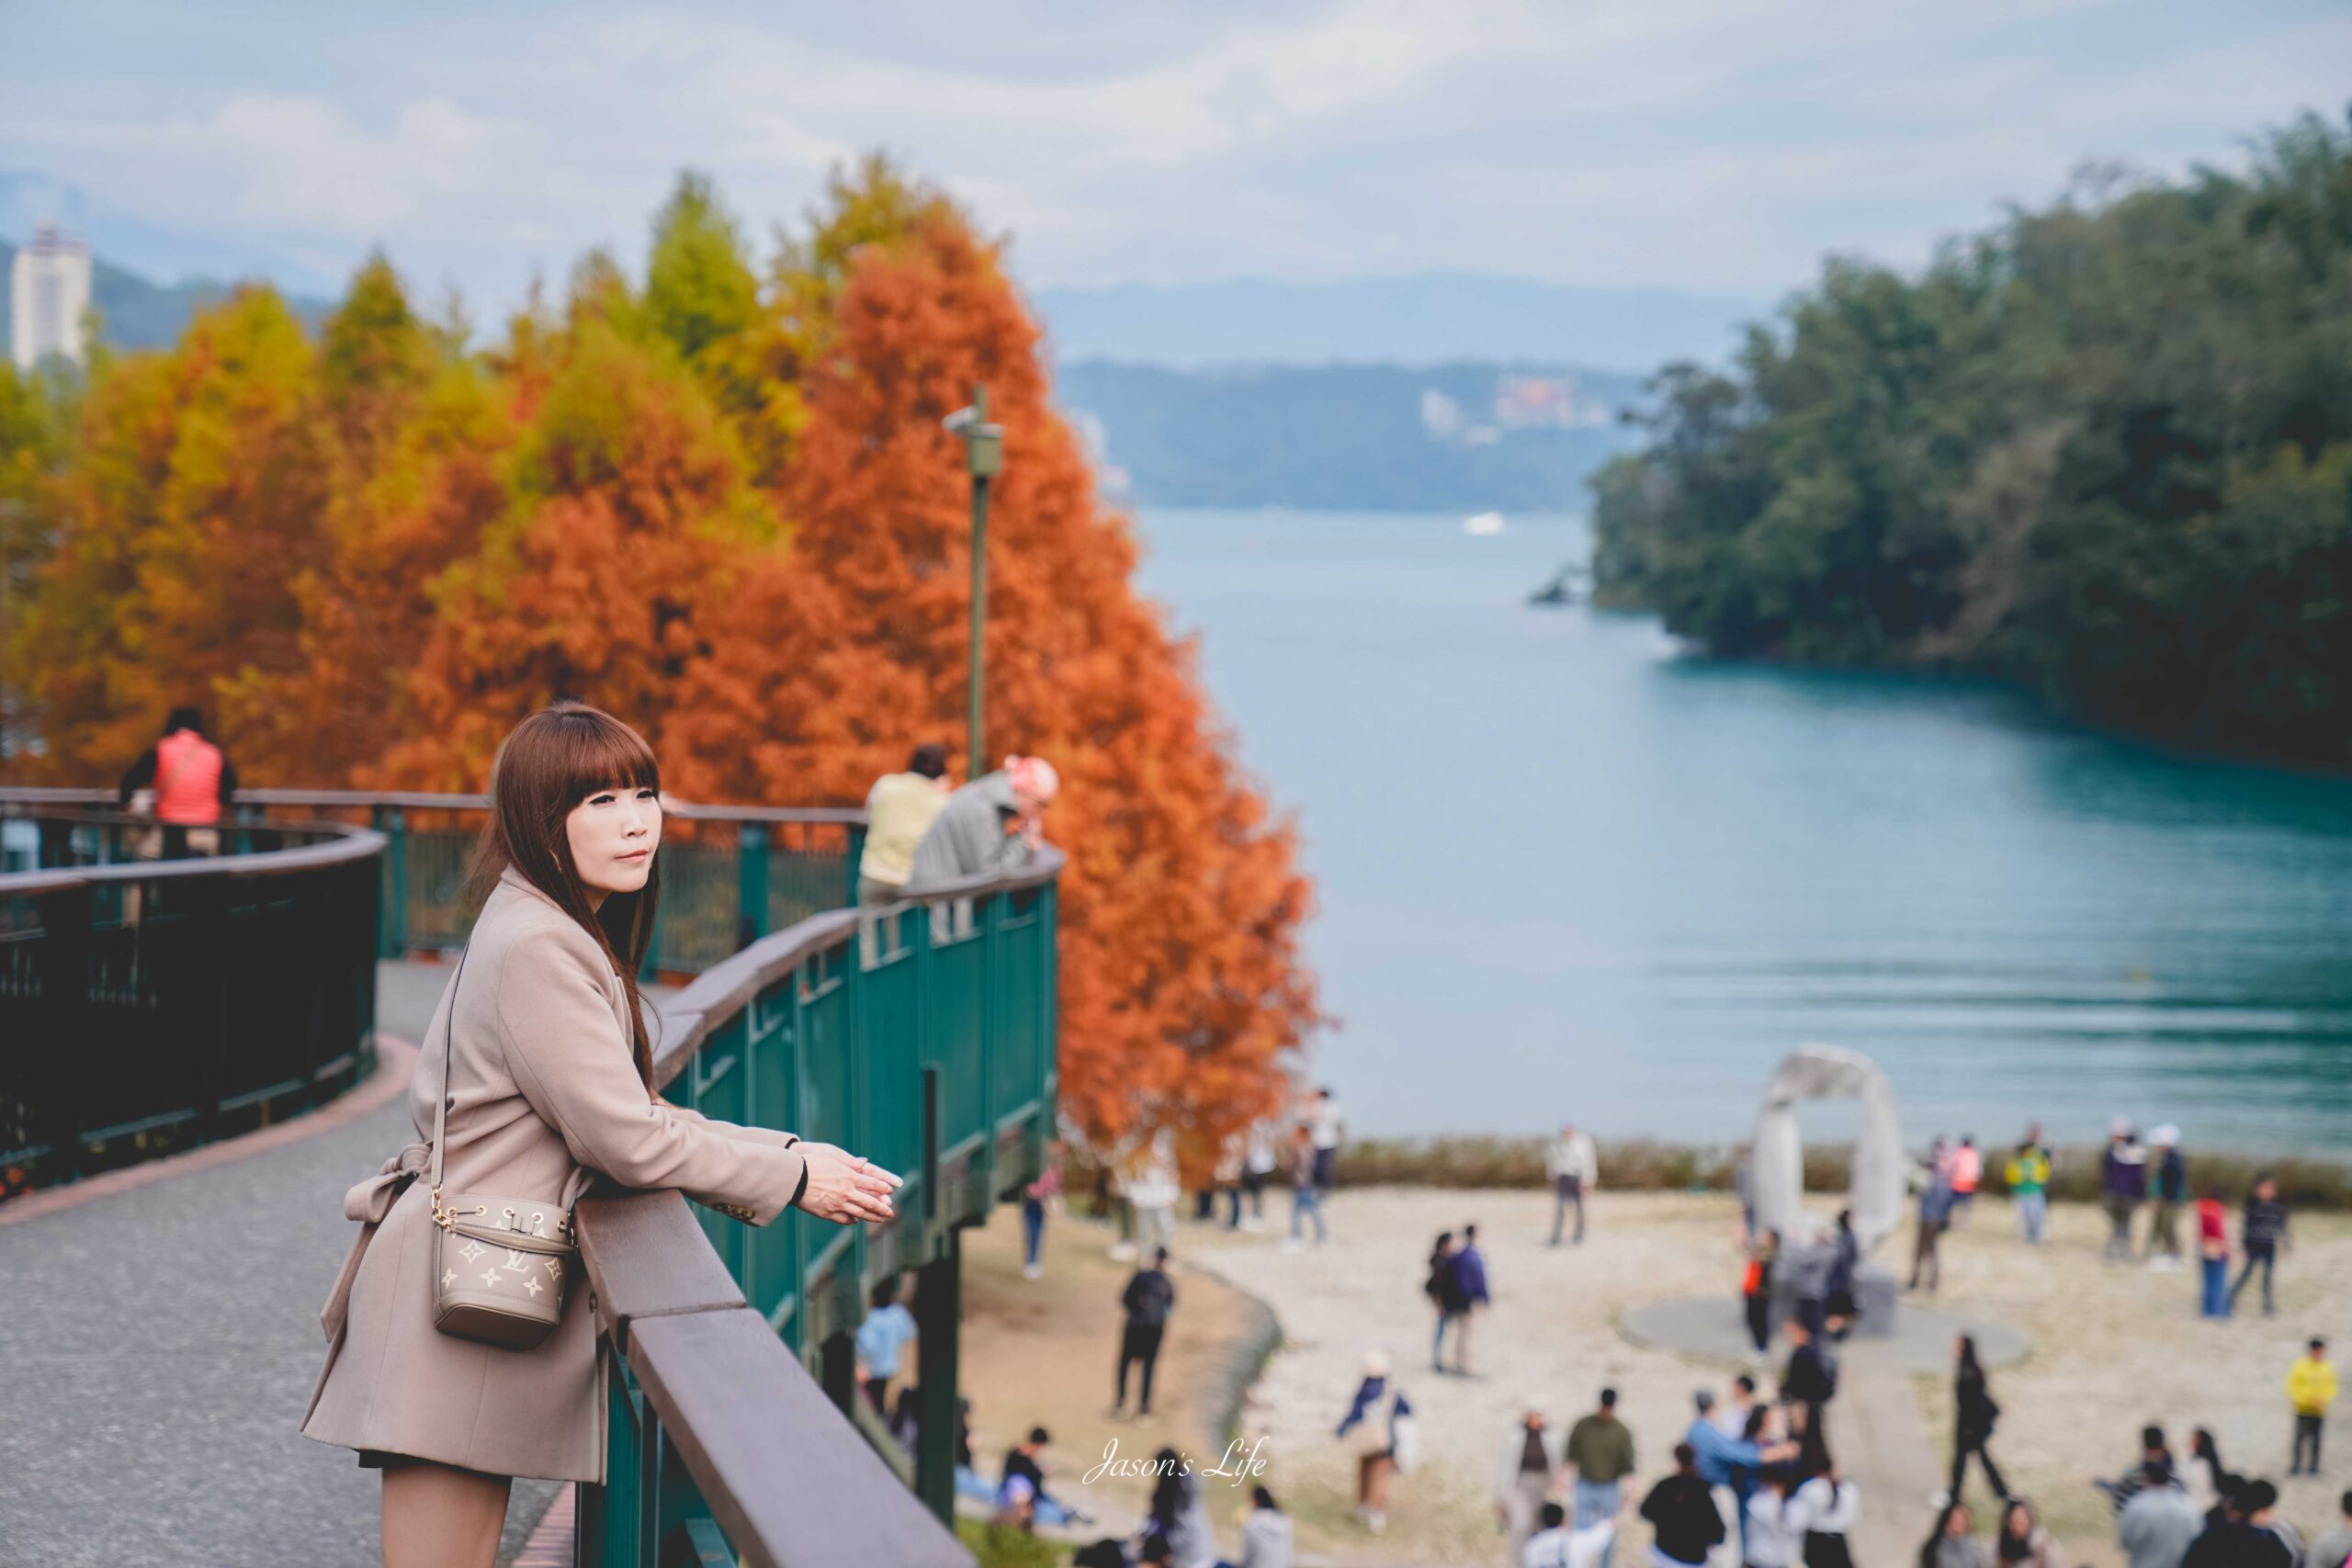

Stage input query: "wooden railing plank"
[
  {"left": 575, "top": 1190, "right": 746, "bottom": 1351},
  {"left": 628, "top": 1308, "right": 975, "bottom": 1568}
]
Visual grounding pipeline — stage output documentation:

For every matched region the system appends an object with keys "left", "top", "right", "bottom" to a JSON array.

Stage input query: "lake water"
[{"left": 1130, "top": 507, "right": 2352, "bottom": 1154}]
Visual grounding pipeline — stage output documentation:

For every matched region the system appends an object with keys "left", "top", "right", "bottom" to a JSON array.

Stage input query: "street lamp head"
[{"left": 943, "top": 402, "right": 1004, "bottom": 476}]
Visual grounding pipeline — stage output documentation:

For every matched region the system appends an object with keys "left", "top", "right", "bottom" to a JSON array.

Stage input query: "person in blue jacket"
[
  {"left": 1444, "top": 1224, "right": 1491, "bottom": 1375},
  {"left": 1686, "top": 1389, "right": 1798, "bottom": 1557}
]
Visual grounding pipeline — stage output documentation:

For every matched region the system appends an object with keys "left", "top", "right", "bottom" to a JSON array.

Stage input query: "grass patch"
[{"left": 956, "top": 1517, "right": 1070, "bottom": 1568}]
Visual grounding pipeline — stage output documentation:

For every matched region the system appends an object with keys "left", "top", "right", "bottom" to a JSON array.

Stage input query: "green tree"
[{"left": 1591, "top": 107, "right": 2352, "bottom": 766}]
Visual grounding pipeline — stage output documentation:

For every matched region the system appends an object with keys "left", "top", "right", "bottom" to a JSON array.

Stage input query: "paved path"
[
  {"left": 0, "top": 962, "right": 564, "bottom": 1568},
  {"left": 1826, "top": 1361, "right": 1945, "bottom": 1564}
]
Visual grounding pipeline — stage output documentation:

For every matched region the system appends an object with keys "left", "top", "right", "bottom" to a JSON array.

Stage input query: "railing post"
[
  {"left": 843, "top": 822, "right": 865, "bottom": 910},
  {"left": 640, "top": 897, "right": 667, "bottom": 983},
  {"left": 736, "top": 821, "right": 770, "bottom": 952},
  {"left": 820, "top": 1327, "right": 857, "bottom": 1417},
  {"left": 37, "top": 817, "right": 72, "bottom": 870},
  {"left": 913, "top": 1225, "right": 961, "bottom": 1524},
  {"left": 972, "top": 891, "right": 996, "bottom": 1216},
  {"left": 372, "top": 806, "right": 408, "bottom": 960},
  {"left": 42, "top": 882, "right": 96, "bottom": 1184},
  {"left": 922, "top": 1066, "right": 940, "bottom": 1225},
  {"left": 1039, "top": 881, "right": 1060, "bottom": 1168}
]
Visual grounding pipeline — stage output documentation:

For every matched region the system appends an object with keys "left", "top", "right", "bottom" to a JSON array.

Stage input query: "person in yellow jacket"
[
  {"left": 2289, "top": 1337, "right": 2335, "bottom": 1477},
  {"left": 2005, "top": 1128, "right": 2052, "bottom": 1246}
]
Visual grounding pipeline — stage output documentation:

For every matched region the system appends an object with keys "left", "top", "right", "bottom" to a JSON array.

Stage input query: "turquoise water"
[{"left": 1130, "top": 507, "right": 2352, "bottom": 1154}]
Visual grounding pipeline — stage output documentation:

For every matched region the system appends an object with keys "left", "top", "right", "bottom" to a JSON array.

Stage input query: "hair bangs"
[{"left": 545, "top": 706, "right": 661, "bottom": 807}]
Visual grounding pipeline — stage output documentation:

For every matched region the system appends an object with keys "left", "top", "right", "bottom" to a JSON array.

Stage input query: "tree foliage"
[
  {"left": 0, "top": 159, "right": 1319, "bottom": 1166},
  {"left": 1591, "top": 109, "right": 2352, "bottom": 766}
]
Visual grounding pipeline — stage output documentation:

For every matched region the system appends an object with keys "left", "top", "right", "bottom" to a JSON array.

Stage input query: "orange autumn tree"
[
  {"left": 11, "top": 287, "right": 333, "bottom": 777},
  {"left": 220, "top": 257, "right": 507, "bottom": 780},
  {"left": 371, "top": 269, "right": 780, "bottom": 790},
  {"left": 673, "top": 177, "right": 1318, "bottom": 1168},
  {"left": 6, "top": 163, "right": 1321, "bottom": 1165}
]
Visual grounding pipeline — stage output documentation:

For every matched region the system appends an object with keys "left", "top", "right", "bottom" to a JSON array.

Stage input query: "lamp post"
[{"left": 943, "top": 386, "right": 1003, "bottom": 782}]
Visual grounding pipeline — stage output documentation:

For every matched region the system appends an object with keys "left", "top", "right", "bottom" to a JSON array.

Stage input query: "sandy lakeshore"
[
  {"left": 1177, "top": 1186, "right": 2352, "bottom": 1568},
  {"left": 950, "top": 1184, "right": 2349, "bottom": 1567}
]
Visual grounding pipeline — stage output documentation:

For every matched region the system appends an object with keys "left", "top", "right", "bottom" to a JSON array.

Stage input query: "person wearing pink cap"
[{"left": 907, "top": 753, "right": 1059, "bottom": 890}]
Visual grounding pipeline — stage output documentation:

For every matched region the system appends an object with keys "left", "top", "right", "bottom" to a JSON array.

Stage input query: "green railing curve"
[
  {"left": 0, "top": 786, "right": 865, "bottom": 975},
  {"left": 0, "top": 807, "right": 381, "bottom": 1191}
]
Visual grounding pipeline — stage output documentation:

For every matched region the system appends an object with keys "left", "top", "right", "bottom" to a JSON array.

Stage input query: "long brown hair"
[{"left": 466, "top": 702, "right": 662, "bottom": 1087}]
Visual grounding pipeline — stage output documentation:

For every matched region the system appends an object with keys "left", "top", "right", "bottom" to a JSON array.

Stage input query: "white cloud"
[{"left": 0, "top": 0, "right": 2340, "bottom": 309}]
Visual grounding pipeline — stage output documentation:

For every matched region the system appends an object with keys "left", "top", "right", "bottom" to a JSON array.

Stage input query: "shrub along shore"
[{"left": 1325, "top": 1135, "right": 2352, "bottom": 1210}]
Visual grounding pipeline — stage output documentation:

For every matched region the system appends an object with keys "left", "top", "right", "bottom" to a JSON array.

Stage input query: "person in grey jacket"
[
  {"left": 1785, "top": 1226, "right": 1839, "bottom": 1333},
  {"left": 1238, "top": 1485, "right": 1295, "bottom": 1568},
  {"left": 1546, "top": 1122, "right": 1599, "bottom": 1246},
  {"left": 906, "top": 755, "right": 1058, "bottom": 890},
  {"left": 1919, "top": 1503, "right": 1988, "bottom": 1568},
  {"left": 2306, "top": 1489, "right": 2352, "bottom": 1568},
  {"left": 2116, "top": 1466, "right": 2201, "bottom": 1568}
]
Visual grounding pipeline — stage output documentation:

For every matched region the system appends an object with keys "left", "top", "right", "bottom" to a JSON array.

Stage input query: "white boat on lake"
[{"left": 1463, "top": 511, "right": 1506, "bottom": 536}]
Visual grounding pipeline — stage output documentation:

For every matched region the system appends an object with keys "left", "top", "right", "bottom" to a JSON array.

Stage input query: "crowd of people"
[
  {"left": 953, "top": 1080, "right": 1355, "bottom": 1568},
  {"left": 917, "top": 1032, "right": 2341, "bottom": 1568},
  {"left": 2094, "top": 1421, "right": 2352, "bottom": 1568},
  {"left": 1478, "top": 1373, "right": 1863, "bottom": 1568},
  {"left": 1877, "top": 1118, "right": 2307, "bottom": 1332}
]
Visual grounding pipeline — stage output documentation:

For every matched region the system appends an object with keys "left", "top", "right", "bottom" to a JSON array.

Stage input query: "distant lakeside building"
[{"left": 10, "top": 220, "right": 93, "bottom": 370}]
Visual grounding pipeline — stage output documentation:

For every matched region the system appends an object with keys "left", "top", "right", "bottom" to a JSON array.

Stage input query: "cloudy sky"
[{"left": 3, "top": 0, "right": 2345, "bottom": 316}]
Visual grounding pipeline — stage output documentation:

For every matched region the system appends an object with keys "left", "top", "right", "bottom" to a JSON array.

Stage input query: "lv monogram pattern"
[
  {"left": 447, "top": 1236, "right": 567, "bottom": 1289},
  {"left": 440, "top": 1213, "right": 571, "bottom": 1336}
]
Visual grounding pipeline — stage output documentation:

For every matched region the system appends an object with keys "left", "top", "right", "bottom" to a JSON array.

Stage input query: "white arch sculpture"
[{"left": 1750, "top": 1043, "right": 1906, "bottom": 1252}]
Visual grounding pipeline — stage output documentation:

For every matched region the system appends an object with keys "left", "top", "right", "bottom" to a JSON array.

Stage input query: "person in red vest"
[{"left": 117, "top": 705, "right": 238, "bottom": 857}]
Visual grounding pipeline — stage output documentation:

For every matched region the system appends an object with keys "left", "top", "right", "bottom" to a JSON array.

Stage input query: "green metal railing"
[
  {"left": 0, "top": 810, "right": 381, "bottom": 1190},
  {"left": 0, "top": 788, "right": 865, "bottom": 974},
  {"left": 577, "top": 850, "right": 1062, "bottom": 1567}
]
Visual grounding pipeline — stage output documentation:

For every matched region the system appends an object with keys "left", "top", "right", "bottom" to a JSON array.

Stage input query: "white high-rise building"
[{"left": 10, "top": 220, "right": 94, "bottom": 371}]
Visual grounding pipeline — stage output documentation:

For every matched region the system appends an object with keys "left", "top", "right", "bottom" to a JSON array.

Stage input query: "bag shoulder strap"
[
  {"left": 426, "top": 939, "right": 592, "bottom": 1220},
  {"left": 427, "top": 945, "right": 470, "bottom": 1197}
]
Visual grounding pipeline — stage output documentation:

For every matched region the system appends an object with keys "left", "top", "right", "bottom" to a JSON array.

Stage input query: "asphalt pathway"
[{"left": 0, "top": 962, "right": 564, "bottom": 1568}]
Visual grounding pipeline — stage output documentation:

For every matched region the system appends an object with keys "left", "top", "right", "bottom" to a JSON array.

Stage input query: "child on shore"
[{"left": 2289, "top": 1338, "right": 2336, "bottom": 1477}]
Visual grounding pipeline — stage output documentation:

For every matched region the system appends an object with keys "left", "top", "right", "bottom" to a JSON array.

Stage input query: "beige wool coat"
[{"left": 300, "top": 867, "right": 811, "bottom": 1483}]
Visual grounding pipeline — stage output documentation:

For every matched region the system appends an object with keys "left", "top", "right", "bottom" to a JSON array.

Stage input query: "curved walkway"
[{"left": 0, "top": 962, "right": 563, "bottom": 1568}]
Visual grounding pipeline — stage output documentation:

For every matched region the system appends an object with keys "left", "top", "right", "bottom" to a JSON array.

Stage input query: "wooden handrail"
[
  {"left": 572, "top": 1194, "right": 964, "bottom": 1565},
  {"left": 628, "top": 1310, "right": 970, "bottom": 1568}
]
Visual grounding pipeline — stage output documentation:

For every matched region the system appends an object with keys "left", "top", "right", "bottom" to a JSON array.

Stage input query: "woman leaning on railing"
[{"left": 299, "top": 703, "right": 903, "bottom": 1568}]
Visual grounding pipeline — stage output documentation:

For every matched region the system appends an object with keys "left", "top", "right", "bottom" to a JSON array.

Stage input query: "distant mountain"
[
  {"left": 1033, "top": 271, "right": 1768, "bottom": 372},
  {"left": 1058, "top": 359, "right": 1645, "bottom": 512},
  {"left": 0, "top": 237, "right": 332, "bottom": 354}
]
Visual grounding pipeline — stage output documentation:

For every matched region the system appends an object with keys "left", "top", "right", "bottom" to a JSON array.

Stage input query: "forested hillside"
[
  {"left": 1061, "top": 359, "right": 1643, "bottom": 511},
  {"left": 1590, "top": 110, "right": 2352, "bottom": 767}
]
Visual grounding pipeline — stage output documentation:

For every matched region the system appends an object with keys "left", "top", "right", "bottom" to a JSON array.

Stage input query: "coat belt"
[{"left": 318, "top": 1141, "right": 430, "bottom": 1342}]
